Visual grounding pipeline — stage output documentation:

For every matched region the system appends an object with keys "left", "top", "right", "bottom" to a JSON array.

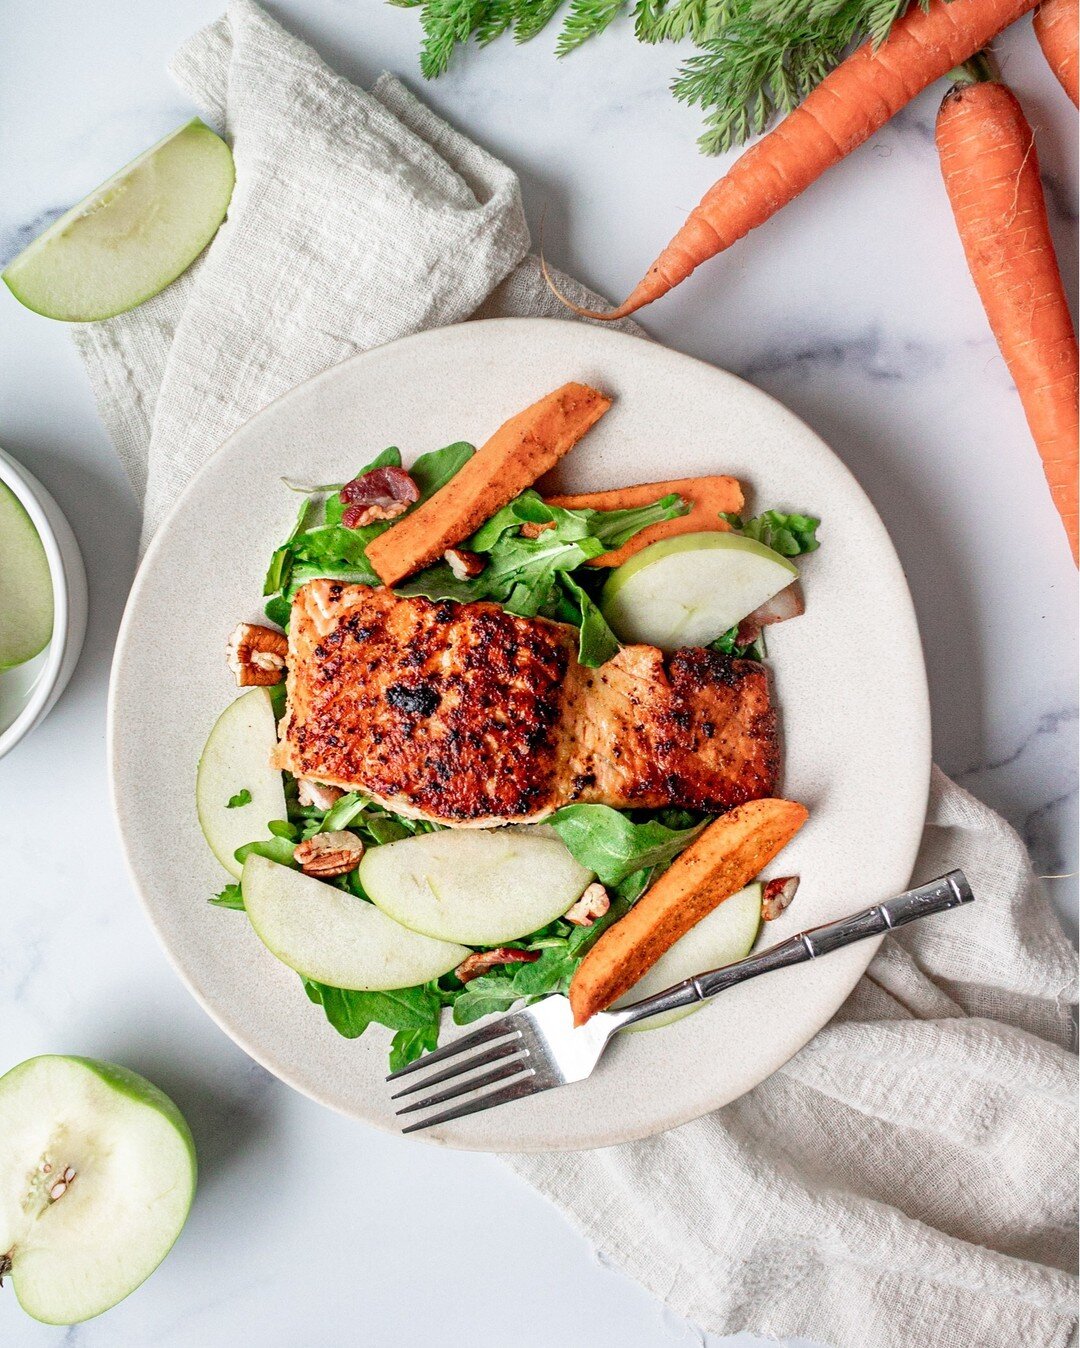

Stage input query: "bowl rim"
[{"left": 0, "top": 449, "right": 71, "bottom": 759}]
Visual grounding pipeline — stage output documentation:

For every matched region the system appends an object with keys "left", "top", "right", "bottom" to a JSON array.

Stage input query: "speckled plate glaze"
[{"left": 109, "top": 318, "right": 930, "bottom": 1151}]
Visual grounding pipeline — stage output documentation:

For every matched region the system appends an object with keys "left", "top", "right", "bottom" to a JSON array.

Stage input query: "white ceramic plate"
[{"left": 109, "top": 319, "right": 930, "bottom": 1151}]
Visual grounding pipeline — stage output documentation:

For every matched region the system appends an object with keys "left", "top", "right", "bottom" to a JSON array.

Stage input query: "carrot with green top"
[
  {"left": 936, "top": 56, "right": 1079, "bottom": 562},
  {"left": 546, "top": 0, "right": 1039, "bottom": 321}
]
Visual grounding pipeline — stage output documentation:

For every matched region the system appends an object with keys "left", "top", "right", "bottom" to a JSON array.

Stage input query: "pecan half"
[
  {"left": 294, "top": 830, "right": 364, "bottom": 877},
  {"left": 762, "top": 875, "right": 799, "bottom": 921},
  {"left": 226, "top": 623, "right": 288, "bottom": 687},
  {"left": 297, "top": 779, "right": 344, "bottom": 811},
  {"left": 565, "top": 882, "right": 610, "bottom": 927},
  {"left": 340, "top": 466, "right": 419, "bottom": 529},
  {"left": 454, "top": 947, "right": 541, "bottom": 984},
  {"left": 443, "top": 547, "right": 485, "bottom": 580},
  {"left": 520, "top": 519, "right": 555, "bottom": 540}
]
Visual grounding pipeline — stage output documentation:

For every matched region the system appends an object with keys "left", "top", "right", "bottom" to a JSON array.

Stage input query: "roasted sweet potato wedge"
[
  {"left": 568, "top": 797, "right": 808, "bottom": 1024},
  {"left": 544, "top": 474, "right": 743, "bottom": 568},
  {"left": 367, "top": 382, "right": 611, "bottom": 587}
]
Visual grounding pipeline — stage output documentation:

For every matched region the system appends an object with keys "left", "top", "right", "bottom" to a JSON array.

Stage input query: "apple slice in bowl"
[{"left": 0, "top": 1056, "right": 195, "bottom": 1325}]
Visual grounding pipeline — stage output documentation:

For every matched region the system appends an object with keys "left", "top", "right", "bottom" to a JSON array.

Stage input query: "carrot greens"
[{"left": 391, "top": 0, "right": 946, "bottom": 152}]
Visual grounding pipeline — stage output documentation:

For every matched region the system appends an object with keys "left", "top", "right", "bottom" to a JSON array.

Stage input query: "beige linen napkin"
[{"left": 73, "top": 5, "right": 1080, "bottom": 1345}]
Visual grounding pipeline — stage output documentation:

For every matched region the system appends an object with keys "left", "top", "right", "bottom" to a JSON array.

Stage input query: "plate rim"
[{"left": 108, "top": 316, "right": 932, "bottom": 1150}]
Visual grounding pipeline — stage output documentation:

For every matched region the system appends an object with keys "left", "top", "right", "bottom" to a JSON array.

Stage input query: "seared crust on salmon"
[{"left": 274, "top": 581, "right": 778, "bottom": 825}]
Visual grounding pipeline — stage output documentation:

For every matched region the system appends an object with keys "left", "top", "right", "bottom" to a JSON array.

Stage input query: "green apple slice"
[
  {"left": 600, "top": 531, "right": 797, "bottom": 650},
  {"left": 197, "top": 689, "right": 287, "bottom": 879},
  {"left": 241, "top": 854, "right": 468, "bottom": 989},
  {"left": 358, "top": 827, "right": 594, "bottom": 946},
  {"left": 0, "top": 480, "right": 53, "bottom": 669},
  {"left": 614, "top": 883, "right": 762, "bottom": 1031},
  {"left": 0, "top": 1055, "right": 196, "bottom": 1325},
  {"left": 3, "top": 119, "right": 234, "bottom": 322}
]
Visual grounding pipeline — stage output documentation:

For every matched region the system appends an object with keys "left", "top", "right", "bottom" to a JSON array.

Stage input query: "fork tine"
[
  {"left": 385, "top": 1017, "right": 522, "bottom": 1082},
  {"left": 395, "top": 1058, "right": 531, "bottom": 1115},
  {"left": 400, "top": 1072, "right": 553, "bottom": 1134},
  {"left": 390, "top": 1037, "right": 527, "bottom": 1099}
]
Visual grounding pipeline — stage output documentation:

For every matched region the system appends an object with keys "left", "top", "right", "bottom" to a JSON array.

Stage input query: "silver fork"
[{"left": 387, "top": 870, "right": 973, "bottom": 1133}]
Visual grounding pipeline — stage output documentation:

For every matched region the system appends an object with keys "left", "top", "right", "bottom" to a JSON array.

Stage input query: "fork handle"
[{"left": 615, "top": 870, "right": 973, "bottom": 1030}]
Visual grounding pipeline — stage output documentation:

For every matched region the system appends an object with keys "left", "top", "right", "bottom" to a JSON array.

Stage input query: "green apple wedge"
[
  {"left": 241, "top": 855, "right": 468, "bottom": 989},
  {"left": 600, "top": 531, "right": 797, "bottom": 650},
  {"left": 197, "top": 688, "right": 287, "bottom": 879},
  {"left": 3, "top": 119, "right": 234, "bottom": 322},
  {"left": 613, "top": 883, "right": 762, "bottom": 1031},
  {"left": 0, "top": 480, "right": 53, "bottom": 669},
  {"left": 358, "top": 826, "right": 593, "bottom": 945},
  {"left": 0, "top": 1056, "right": 196, "bottom": 1326}
]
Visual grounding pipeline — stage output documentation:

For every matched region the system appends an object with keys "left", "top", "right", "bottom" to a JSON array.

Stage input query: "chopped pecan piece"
[
  {"left": 565, "top": 882, "right": 610, "bottom": 927},
  {"left": 297, "top": 779, "right": 344, "bottom": 811},
  {"left": 226, "top": 622, "right": 288, "bottom": 687},
  {"left": 762, "top": 875, "right": 799, "bottom": 921},
  {"left": 340, "top": 466, "right": 419, "bottom": 529},
  {"left": 294, "top": 830, "right": 365, "bottom": 877},
  {"left": 454, "top": 947, "right": 541, "bottom": 984},
  {"left": 520, "top": 519, "right": 555, "bottom": 540},
  {"left": 443, "top": 547, "right": 486, "bottom": 580}
]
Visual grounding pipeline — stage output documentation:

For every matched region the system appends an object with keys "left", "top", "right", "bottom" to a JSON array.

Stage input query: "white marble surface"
[{"left": 0, "top": 2, "right": 1076, "bottom": 1345}]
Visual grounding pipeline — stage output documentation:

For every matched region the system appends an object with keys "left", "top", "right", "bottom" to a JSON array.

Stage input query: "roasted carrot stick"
[
  {"left": 937, "top": 61, "right": 1079, "bottom": 562},
  {"left": 569, "top": 798, "right": 808, "bottom": 1025},
  {"left": 546, "top": 0, "right": 1038, "bottom": 322},
  {"left": 1034, "top": 0, "right": 1079, "bottom": 105}
]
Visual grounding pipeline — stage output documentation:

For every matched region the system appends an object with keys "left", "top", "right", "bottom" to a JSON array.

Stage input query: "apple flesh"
[
  {"left": 358, "top": 826, "right": 594, "bottom": 945},
  {"left": 3, "top": 119, "right": 234, "bottom": 322},
  {"left": 241, "top": 854, "right": 468, "bottom": 989},
  {"left": 600, "top": 531, "right": 798, "bottom": 650},
  {"left": 614, "top": 883, "right": 762, "bottom": 1030},
  {"left": 0, "top": 480, "right": 53, "bottom": 670},
  {"left": 0, "top": 1056, "right": 195, "bottom": 1325},
  {"left": 197, "top": 688, "right": 287, "bottom": 879}
]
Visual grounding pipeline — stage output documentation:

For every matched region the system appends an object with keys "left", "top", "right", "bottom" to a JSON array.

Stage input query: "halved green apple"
[
  {"left": 0, "top": 480, "right": 53, "bottom": 669},
  {"left": 197, "top": 688, "right": 287, "bottom": 879},
  {"left": 600, "top": 531, "right": 797, "bottom": 650},
  {"left": 358, "top": 826, "right": 593, "bottom": 945},
  {"left": 0, "top": 1055, "right": 196, "bottom": 1325},
  {"left": 241, "top": 854, "right": 468, "bottom": 989},
  {"left": 614, "top": 883, "right": 762, "bottom": 1030},
  {"left": 3, "top": 119, "right": 234, "bottom": 322}
]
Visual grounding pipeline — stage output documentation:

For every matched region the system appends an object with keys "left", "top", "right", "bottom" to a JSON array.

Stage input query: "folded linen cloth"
[{"left": 73, "top": 5, "right": 1080, "bottom": 1346}]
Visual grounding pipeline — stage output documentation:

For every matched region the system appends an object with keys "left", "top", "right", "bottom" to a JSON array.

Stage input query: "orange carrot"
[
  {"left": 1034, "top": 0, "right": 1079, "bottom": 105},
  {"left": 546, "top": 0, "right": 1038, "bottom": 322},
  {"left": 937, "top": 65, "right": 1079, "bottom": 562}
]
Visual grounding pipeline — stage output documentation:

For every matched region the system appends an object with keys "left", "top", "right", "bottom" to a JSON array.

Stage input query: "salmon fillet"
[{"left": 274, "top": 580, "right": 779, "bottom": 825}]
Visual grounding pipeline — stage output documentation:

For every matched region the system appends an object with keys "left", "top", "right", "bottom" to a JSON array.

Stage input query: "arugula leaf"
[
  {"left": 390, "top": 1022, "right": 441, "bottom": 1070},
  {"left": 409, "top": 441, "right": 474, "bottom": 498},
  {"left": 548, "top": 804, "right": 707, "bottom": 885},
  {"left": 209, "top": 883, "right": 245, "bottom": 910},
  {"left": 303, "top": 979, "right": 443, "bottom": 1061},
  {"left": 226, "top": 789, "right": 252, "bottom": 809},
  {"left": 720, "top": 509, "right": 820, "bottom": 557},
  {"left": 560, "top": 574, "right": 620, "bottom": 667},
  {"left": 318, "top": 792, "right": 369, "bottom": 833},
  {"left": 234, "top": 835, "right": 297, "bottom": 867}
]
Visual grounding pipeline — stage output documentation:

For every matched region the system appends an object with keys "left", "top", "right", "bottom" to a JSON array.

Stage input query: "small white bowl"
[{"left": 0, "top": 449, "right": 87, "bottom": 760}]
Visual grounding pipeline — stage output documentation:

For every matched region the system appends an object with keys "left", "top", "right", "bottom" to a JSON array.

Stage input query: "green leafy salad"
[{"left": 205, "top": 435, "right": 819, "bottom": 1071}]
